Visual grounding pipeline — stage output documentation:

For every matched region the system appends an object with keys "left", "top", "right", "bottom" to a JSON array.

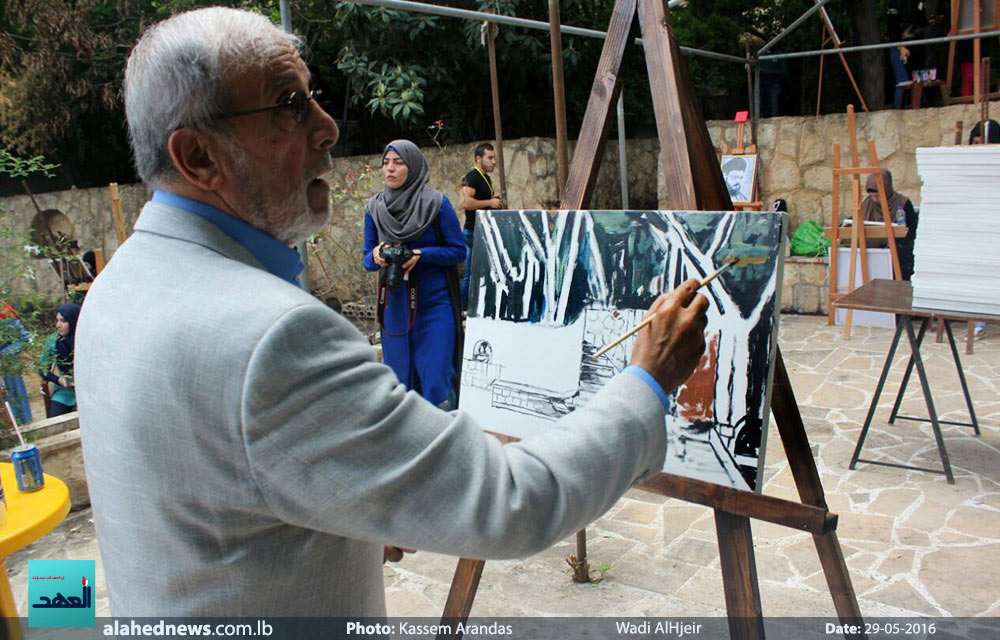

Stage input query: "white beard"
[{"left": 228, "top": 146, "right": 331, "bottom": 245}]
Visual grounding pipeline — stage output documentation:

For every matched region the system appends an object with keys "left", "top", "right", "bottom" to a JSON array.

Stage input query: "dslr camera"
[{"left": 379, "top": 244, "right": 414, "bottom": 289}]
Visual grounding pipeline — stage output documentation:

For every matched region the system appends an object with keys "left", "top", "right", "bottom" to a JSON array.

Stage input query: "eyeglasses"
[{"left": 213, "top": 88, "right": 323, "bottom": 124}]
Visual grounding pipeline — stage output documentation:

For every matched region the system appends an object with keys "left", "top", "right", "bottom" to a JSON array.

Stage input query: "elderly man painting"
[{"left": 76, "top": 7, "right": 708, "bottom": 617}]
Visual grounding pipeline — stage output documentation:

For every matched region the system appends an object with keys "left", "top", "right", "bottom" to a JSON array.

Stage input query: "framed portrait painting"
[{"left": 720, "top": 154, "right": 758, "bottom": 204}]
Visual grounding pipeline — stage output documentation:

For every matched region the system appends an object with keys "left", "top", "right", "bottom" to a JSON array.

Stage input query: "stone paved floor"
[{"left": 7, "top": 315, "right": 1000, "bottom": 618}]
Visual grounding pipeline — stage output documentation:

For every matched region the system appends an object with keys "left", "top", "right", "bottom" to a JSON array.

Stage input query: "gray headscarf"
[{"left": 367, "top": 139, "right": 443, "bottom": 243}]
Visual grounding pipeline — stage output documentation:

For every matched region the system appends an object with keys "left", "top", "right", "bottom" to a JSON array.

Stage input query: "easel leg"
[
  {"left": 943, "top": 320, "right": 980, "bottom": 435},
  {"left": 903, "top": 318, "right": 954, "bottom": 484},
  {"left": 714, "top": 511, "right": 763, "bottom": 640},
  {"left": 812, "top": 532, "right": 865, "bottom": 637},
  {"left": 888, "top": 317, "right": 929, "bottom": 424},
  {"left": 771, "top": 350, "right": 865, "bottom": 629},
  {"left": 437, "top": 558, "right": 485, "bottom": 640},
  {"left": 851, "top": 318, "right": 906, "bottom": 469}
]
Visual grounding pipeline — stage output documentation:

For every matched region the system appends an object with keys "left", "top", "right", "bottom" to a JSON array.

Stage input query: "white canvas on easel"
[{"left": 460, "top": 209, "right": 787, "bottom": 492}]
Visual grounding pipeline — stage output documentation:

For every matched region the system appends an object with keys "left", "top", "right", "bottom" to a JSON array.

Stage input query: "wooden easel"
[
  {"left": 826, "top": 105, "right": 903, "bottom": 340},
  {"left": 722, "top": 111, "right": 764, "bottom": 212},
  {"left": 814, "top": 0, "right": 869, "bottom": 116},
  {"left": 439, "top": 2, "right": 862, "bottom": 638},
  {"left": 108, "top": 182, "right": 129, "bottom": 245},
  {"left": 945, "top": 0, "right": 1000, "bottom": 105}
]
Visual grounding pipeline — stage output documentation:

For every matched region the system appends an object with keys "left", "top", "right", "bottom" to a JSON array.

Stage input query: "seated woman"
[
  {"left": 39, "top": 303, "right": 81, "bottom": 417},
  {"left": 362, "top": 140, "right": 465, "bottom": 409},
  {"left": 862, "top": 168, "right": 917, "bottom": 281}
]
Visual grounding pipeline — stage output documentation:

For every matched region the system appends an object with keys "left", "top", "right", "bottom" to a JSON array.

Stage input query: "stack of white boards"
[{"left": 913, "top": 146, "right": 1000, "bottom": 316}]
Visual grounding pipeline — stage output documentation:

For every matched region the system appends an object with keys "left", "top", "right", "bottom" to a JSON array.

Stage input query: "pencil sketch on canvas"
[{"left": 458, "top": 210, "right": 787, "bottom": 492}]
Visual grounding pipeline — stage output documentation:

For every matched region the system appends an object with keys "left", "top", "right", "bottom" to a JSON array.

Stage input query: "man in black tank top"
[{"left": 458, "top": 142, "right": 503, "bottom": 308}]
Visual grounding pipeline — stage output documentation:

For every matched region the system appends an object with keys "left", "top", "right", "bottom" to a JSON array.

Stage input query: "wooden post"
[
  {"left": 814, "top": 2, "right": 869, "bottom": 113},
  {"left": 486, "top": 23, "right": 508, "bottom": 204},
  {"left": 549, "top": 0, "right": 570, "bottom": 197},
  {"left": 828, "top": 142, "right": 841, "bottom": 325},
  {"left": 108, "top": 182, "right": 128, "bottom": 245}
]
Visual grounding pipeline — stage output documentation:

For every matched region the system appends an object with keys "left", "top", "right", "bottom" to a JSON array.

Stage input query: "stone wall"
[
  {"left": 695, "top": 102, "right": 988, "bottom": 232},
  {"left": 0, "top": 183, "right": 148, "bottom": 296},
  {"left": 1, "top": 102, "right": 989, "bottom": 312},
  {"left": 781, "top": 256, "right": 828, "bottom": 315}
]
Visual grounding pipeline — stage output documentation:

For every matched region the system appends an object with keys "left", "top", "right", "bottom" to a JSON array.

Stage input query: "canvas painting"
[
  {"left": 721, "top": 154, "right": 758, "bottom": 203},
  {"left": 459, "top": 210, "right": 787, "bottom": 492}
]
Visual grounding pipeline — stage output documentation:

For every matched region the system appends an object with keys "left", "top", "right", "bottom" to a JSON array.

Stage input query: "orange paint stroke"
[{"left": 676, "top": 333, "right": 718, "bottom": 421}]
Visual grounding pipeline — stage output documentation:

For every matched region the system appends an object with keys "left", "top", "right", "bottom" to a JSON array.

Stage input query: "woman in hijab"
[
  {"left": 862, "top": 168, "right": 917, "bottom": 280},
  {"left": 39, "top": 303, "right": 81, "bottom": 417},
  {"left": 362, "top": 140, "right": 465, "bottom": 409},
  {"left": 1, "top": 297, "right": 33, "bottom": 424}
]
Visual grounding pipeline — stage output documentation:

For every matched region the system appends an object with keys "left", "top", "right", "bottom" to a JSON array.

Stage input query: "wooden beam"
[
  {"left": 486, "top": 23, "right": 508, "bottom": 203},
  {"left": 637, "top": 0, "right": 732, "bottom": 211},
  {"left": 639, "top": 472, "right": 836, "bottom": 535},
  {"left": 560, "top": 0, "right": 638, "bottom": 209}
]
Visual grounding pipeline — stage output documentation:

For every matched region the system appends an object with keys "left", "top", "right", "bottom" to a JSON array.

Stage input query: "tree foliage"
[{"left": 0, "top": 0, "right": 890, "bottom": 189}]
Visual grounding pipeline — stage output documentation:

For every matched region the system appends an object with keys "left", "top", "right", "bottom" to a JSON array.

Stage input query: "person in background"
[
  {"left": 458, "top": 142, "right": 503, "bottom": 309},
  {"left": 968, "top": 120, "right": 998, "bottom": 339},
  {"left": 862, "top": 168, "right": 917, "bottom": 281},
  {"left": 969, "top": 119, "right": 1000, "bottom": 145},
  {"left": 0, "top": 297, "right": 33, "bottom": 424},
  {"left": 39, "top": 303, "right": 81, "bottom": 417},
  {"left": 363, "top": 140, "right": 466, "bottom": 410},
  {"left": 887, "top": 4, "right": 915, "bottom": 109},
  {"left": 76, "top": 6, "right": 709, "bottom": 617}
]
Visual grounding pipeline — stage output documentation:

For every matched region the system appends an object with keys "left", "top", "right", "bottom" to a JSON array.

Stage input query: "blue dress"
[
  {"left": 363, "top": 197, "right": 466, "bottom": 406},
  {"left": 1, "top": 316, "right": 33, "bottom": 424}
]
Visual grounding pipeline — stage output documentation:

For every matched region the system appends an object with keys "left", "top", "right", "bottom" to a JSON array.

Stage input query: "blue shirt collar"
[{"left": 152, "top": 191, "right": 304, "bottom": 286}]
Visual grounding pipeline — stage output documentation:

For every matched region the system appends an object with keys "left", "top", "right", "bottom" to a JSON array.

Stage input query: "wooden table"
[
  {"left": 834, "top": 279, "right": 996, "bottom": 484},
  {"left": 0, "top": 462, "right": 70, "bottom": 619},
  {"left": 824, "top": 224, "right": 908, "bottom": 242}
]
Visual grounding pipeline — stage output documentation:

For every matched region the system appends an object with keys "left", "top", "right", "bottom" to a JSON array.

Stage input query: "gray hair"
[{"left": 124, "top": 7, "right": 303, "bottom": 188}]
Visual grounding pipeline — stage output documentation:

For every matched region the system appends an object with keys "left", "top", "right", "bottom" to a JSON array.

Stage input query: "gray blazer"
[{"left": 76, "top": 200, "right": 667, "bottom": 616}]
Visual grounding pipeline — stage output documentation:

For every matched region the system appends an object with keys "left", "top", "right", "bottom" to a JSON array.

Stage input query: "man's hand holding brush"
[{"left": 629, "top": 278, "right": 710, "bottom": 395}]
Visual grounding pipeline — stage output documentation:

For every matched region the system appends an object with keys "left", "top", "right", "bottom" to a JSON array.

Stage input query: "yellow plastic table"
[{"left": 0, "top": 461, "right": 71, "bottom": 617}]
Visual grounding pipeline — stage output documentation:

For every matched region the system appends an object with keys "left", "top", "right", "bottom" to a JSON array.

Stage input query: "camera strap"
[{"left": 377, "top": 278, "right": 418, "bottom": 337}]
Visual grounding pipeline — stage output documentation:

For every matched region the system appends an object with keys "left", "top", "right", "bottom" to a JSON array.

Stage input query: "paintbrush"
[{"left": 589, "top": 254, "right": 769, "bottom": 360}]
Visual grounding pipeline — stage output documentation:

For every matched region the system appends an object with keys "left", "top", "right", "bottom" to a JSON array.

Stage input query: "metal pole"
[
  {"left": 279, "top": 0, "right": 291, "bottom": 31},
  {"left": 486, "top": 23, "right": 508, "bottom": 203},
  {"left": 346, "top": 0, "right": 745, "bottom": 64},
  {"left": 759, "top": 30, "right": 1000, "bottom": 61},
  {"left": 758, "top": 0, "right": 834, "bottom": 55},
  {"left": 617, "top": 91, "right": 629, "bottom": 209},
  {"left": 280, "top": 0, "right": 309, "bottom": 291},
  {"left": 549, "top": 0, "right": 569, "bottom": 197}
]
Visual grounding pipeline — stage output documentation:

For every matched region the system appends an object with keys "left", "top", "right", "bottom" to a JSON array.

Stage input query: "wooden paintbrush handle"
[{"left": 591, "top": 314, "right": 656, "bottom": 360}]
